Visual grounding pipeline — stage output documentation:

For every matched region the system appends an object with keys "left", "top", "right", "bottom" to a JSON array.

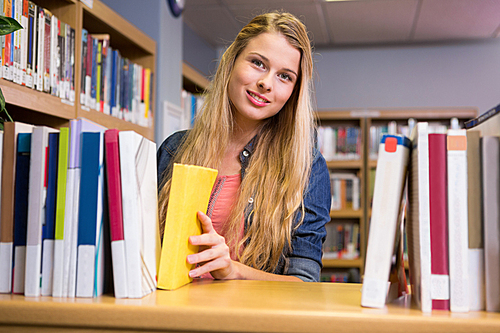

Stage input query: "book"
[
  {"left": 428, "top": 133, "right": 450, "bottom": 311},
  {"left": 104, "top": 129, "right": 127, "bottom": 298},
  {"left": 446, "top": 129, "right": 469, "bottom": 312},
  {"left": 406, "top": 122, "right": 432, "bottom": 313},
  {"left": 26, "top": 1, "right": 36, "bottom": 88},
  {"left": 62, "top": 118, "right": 106, "bottom": 298},
  {"left": 2, "top": 0, "right": 12, "bottom": 80},
  {"left": 42, "top": 8, "right": 51, "bottom": 93},
  {"left": 0, "top": 121, "right": 33, "bottom": 293},
  {"left": 465, "top": 130, "right": 485, "bottom": 311},
  {"left": 12, "top": 133, "right": 31, "bottom": 294},
  {"left": 76, "top": 132, "right": 104, "bottom": 298},
  {"left": 361, "top": 134, "right": 411, "bottom": 308},
  {"left": 481, "top": 136, "right": 500, "bottom": 312},
  {"left": 52, "top": 127, "right": 69, "bottom": 297},
  {"left": 40, "top": 132, "right": 59, "bottom": 296},
  {"left": 157, "top": 163, "right": 218, "bottom": 291},
  {"left": 118, "top": 131, "right": 160, "bottom": 298},
  {"left": 35, "top": 5, "right": 44, "bottom": 91},
  {"left": 25, "top": 126, "right": 57, "bottom": 297}
]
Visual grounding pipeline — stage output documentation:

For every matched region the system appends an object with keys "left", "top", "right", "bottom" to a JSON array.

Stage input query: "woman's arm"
[{"left": 187, "top": 211, "right": 302, "bottom": 282}]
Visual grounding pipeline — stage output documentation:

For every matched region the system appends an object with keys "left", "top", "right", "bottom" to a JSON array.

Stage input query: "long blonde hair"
[{"left": 158, "top": 11, "right": 315, "bottom": 273}]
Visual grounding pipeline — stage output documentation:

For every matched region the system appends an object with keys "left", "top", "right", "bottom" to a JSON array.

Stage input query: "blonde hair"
[{"left": 158, "top": 11, "right": 315, "bottom": 273}]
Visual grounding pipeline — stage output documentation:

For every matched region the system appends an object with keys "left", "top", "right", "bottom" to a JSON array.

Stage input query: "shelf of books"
[
  {"left": 1, "top": 0, "right": 156, "bottom": 140},
  {"left": 316, "top": 107, "right": 478, "bottom": 284}
]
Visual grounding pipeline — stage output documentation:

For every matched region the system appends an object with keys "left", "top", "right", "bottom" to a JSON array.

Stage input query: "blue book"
[
  {"left": 109, "top": 49, "right": 117, "bottom": 113},
  {"left": 40, "top": 132, "right": 59, "bottom": 296},
  {"left": 76, "top": 132, "right": 105, "bottom": 298},
  {"left": 12, "top": 133, "right": 31, "bottom": 294},
  {"left": 90, "top": 36, "right": 98, "bottom": 108}
]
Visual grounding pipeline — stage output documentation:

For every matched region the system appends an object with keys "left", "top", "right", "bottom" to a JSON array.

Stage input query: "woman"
[{"left": 157, "top": 11, "right": 331, "bottom": 282}]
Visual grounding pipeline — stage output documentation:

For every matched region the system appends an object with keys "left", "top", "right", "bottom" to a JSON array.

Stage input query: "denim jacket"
[{"left": 157, "top": 130, "right": 331, "bottom": 282}]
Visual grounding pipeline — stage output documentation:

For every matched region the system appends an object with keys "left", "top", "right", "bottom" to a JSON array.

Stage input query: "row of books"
[
  {"left": 317, "top": 126, "right": 361, "bottom": 161},
  {"left": 0, "top": 118, "right": 160, "bottom": 299},
  {"left": 323, "top": 222, "right": 360, "bottom": 260},
  {"left": 1, "top": 0, "right": 76, "bottom": 102},
  {"left": 361, "top": 105, "right": 500, "bottom": 313},
  {"left": 368, "top": 118, "right": 460, "bottom": 160},
  {"left": 330, "top": 172, "right": 360, "bottom": 211},
  {"left": 320, "top": 268, "right": 360, "bottom": 283},
  {"left": 79, "top": 31, "right": 153, "bottom": 128},
  {"left": 181, "top": 89, "right": 205, "bottom": 130}
]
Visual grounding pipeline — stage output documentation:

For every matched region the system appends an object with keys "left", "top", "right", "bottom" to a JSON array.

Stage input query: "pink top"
[{"left": 199, "top": 173, "right": 244, "bottom": 279}]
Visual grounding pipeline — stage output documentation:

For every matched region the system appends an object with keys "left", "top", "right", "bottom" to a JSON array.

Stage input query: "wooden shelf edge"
[
  {"left": 326, "top": 159, "right": 362, "bottom": 169},
  {"left": 322, "top": 258, "right": 363, "bottom": 268},
  {"left": 183, "top": 62, "right": 210, "bottom": 90},
  {"left": 330, "top": 209, "right": 363, "bottom": 218},
  {"left": 2, "top": 79, "right": 75, "bottom": 119},
  {"left": 77, "top": 109, "right": 154, "bottom": 141},
  {"left": 316, "top": 107, "right": 478, "bottom": 120},
  {"left": 84, "top": 0, "right": 156, "bottom": 54}
]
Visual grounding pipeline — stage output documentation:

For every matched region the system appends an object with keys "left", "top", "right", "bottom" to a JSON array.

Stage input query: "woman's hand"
[{"left": 187, "top": 211, "right": 239, "bottom": 280}]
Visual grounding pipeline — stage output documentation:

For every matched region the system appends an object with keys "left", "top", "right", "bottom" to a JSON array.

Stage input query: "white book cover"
[
  {"left": 361, "top": 134, "right": 410, "bottom": 308},
  {"left": 24, "top": 126, "right": 57, "bottom": 297},
  {"left": 406, "top": 122, "right": 432, "bottom": 313},
  {"left": 20, "top": 0, "right": 28, "bottom": 86},
  {"left": 0, "top": 122, "right": 33, "bottom": 294},
  {"left": 119, "top": 131, "right": 160, "bottom": 298},
  {"left": 446, "top": 129, "right": 469, "bottom": 312},
  {"left": 13, "top": 0, "right": 22, "bottom": 84},
  {"left": 62, "top": 118, "right": 106, "bottom": 297},
  {"left": 36, "top": 7, "right": 44, "bottom": 92},
  {"left": 50, "top": 14, "right": 58, "bottom": 96},
  {"left": 481, "top": 136, "right": 500, "bottom": 312}
]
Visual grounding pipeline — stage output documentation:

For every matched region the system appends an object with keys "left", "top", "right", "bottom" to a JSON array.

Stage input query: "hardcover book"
[
  {"left": 361, "top": 134, "right": 411, "bottom": 308},
  {"left": 157, "top": 163, "right": 218, "bottom": 291}
]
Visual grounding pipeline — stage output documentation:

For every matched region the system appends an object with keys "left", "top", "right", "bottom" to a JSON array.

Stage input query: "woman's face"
[{"left": 228, "top": 32, "right": 301, "bottom": 130}]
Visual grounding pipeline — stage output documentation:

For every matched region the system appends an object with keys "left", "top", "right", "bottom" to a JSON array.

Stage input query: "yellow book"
[{"left": 157, "top": 163, "right": 218, "bottom": 290}]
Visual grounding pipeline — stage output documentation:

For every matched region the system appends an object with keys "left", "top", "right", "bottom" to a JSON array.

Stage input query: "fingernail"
[{"left": 189, "top": 270, "right": 196, "bottom": 277}]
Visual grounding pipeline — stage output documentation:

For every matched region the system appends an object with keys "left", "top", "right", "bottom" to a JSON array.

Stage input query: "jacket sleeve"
[
  {"left": 286, "top": 150, "right": 331, "bottom": 282},
  {"left": 156, "top": 130, "right": 187, "bottom": 189}
]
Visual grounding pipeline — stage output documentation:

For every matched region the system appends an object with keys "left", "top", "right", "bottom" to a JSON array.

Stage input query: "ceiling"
[{"left": 182, "top": 0, "right": 500, "bottom": 49}]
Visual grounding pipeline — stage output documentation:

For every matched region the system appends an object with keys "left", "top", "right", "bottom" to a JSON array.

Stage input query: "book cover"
[
  {"left": 465, "top": 130, "right": 485, "bottom": 311},
  {"left": 26, "top": 1, "right": 36, "bottom": 88},
  {"left": 12, "top": 133, "right": 31, "bottom": 294},
  {"left": 118, "top": 131, "right": 160, "bottom": 298},
  {"left": 428, "top": 133, "right": 450, "bottom": 311},
  {"left": 40, "top": 132, "right": 59, "bottom": 296},
  {"left": 481, "top": 136, "right": 500, "bottom": 312},
  {"left": 157, "top": 163, "right": 218, "bottom": 291},
  {"left": 42, "top": 8, "right": 51, "bottom": 93},
  {"left": 62, "top": 118, "right": 106, "bottom": 298},
  {"left": 49, "top": 13, "right": 58, "bottom": 96},
  {"left": 35, "top": 5, "right": 44, "bottom": 91},
  {"left": 104, "top": 129, "right": 127, "bottom": 298},
  {"left": 76, "top": 132, "right": 104, "bottom": 298},
  {"left": 361, "top": 134, "right": 411, "bottom": 308},
  {"left": 80, "top": 28, "right": 87, "bottom": 106},
  {"left": 446, "top": 129, "right": 469, "bottom": 312},
  {"left": 20, "top": 0, "right": 28, "bottom": 86},
  {"left": 52, "top": 127, "right": 69, "bottom": 297},
  {"left": 406, "top": 122, "right": 432, "bottom": 313},
  {"left": 0, "top": 121, "right": 33, "bottom": 293},
  {"left": 2, "top": 0, "right": 12, "bottom": 80},
  {"left": 25, "top": 125, "right": 57, "bottom": 297}
]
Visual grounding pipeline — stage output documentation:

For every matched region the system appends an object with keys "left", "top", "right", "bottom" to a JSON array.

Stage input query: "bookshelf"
[
  {"left": 2, "top": 0, "right": 156, "bottom": 140},
  {"left": 1, "top": 280, "right": 499, "bottom": 332},
  {"left": 315, "top": 107, "right": 478, "bottom": 282}
]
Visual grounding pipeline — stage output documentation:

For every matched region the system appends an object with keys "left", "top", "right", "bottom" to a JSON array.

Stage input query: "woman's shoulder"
[{"left": 157, "top": 130, "right": 189, "bottom": 157}]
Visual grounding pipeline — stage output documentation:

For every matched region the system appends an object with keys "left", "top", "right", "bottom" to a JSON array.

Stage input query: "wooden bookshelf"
[
  {"left": 316, "top": 107, "right": 479, "bottom": 281},
  {"left": 1, "top": 280, "right": 499, "bottom": 332},
  {"left": 2, "top": 0, "right": 156, "bottom": 141}
]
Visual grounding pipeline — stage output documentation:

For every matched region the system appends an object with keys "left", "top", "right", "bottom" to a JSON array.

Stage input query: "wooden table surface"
[{"left": 0, "top": 280, "right": 499, "bottom": 332}]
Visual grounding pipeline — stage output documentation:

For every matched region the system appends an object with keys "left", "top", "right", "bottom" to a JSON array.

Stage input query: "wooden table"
[{"left": 0, "top": 280, "right": 499, "bottom": 332}]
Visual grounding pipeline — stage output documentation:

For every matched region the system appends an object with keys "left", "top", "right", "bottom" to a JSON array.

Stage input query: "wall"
[
  {"left": 314, "top": 39, "right": 500, "bottom": 115},
  {"left": 100, "top": 0, "right": 183, "bottom": 144},
  {"left": 183, "top": 23, "right": 218, "bottom": 78}
]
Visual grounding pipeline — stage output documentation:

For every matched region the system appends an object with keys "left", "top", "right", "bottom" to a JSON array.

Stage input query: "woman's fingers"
[
  {"left": 197, "top": 211, "right": 215, "bottom": 234},
  {"left": 188, "top": 257, "right": 232, "bottom": 278},
  {"left": 187, "top": 243, "right": 229, "bottom": 265}
]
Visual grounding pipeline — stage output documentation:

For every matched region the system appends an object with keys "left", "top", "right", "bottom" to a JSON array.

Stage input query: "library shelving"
[
  {"left": 2, "top": 0, "right": 156, "bottom": 140},
  {"left": 315, "top": 107, "right": 478, "bottom": 282}
]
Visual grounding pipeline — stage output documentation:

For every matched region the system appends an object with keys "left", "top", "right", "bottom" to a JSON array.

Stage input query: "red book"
[
  {"left": 104, "top": 129, "right": 128, "bottom": 298},
  {"left": 428, "top": 133, "right": 450, "bottom": 310}
]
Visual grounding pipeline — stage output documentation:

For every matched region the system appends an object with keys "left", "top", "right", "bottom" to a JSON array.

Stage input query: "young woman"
[{"left": 157, "top": 11, "right": 331, "bottom": 282}]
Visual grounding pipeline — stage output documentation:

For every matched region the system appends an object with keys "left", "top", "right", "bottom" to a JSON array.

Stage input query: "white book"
[
  {"left": 361, "top": 134, "right": 410, "bottom": 308},
  {"left": 481, "top": 136, "right": 500, "bottom": 312},
  {"left": 119, "top": 131, "right": 160, "bottom": 298},
  {"left": 50, "top": 14, "right": 58, "bottom": 96},
  {"left": 36, "top": 7, "right": 44, "bottom": 92},
  {"left": 20, "top": 0, "right": 28, "bottom": 86},
  {"left": 446, "top": 129, "right": 469, "bottom": 312},
  {"left": 25, "top": 126, "right": 58, "bottom": 297},
  {"left": 62, "top": 118, "right": 106, "bottom": 298},
  {"left": 406, "top": 122, "right": 433, "bottom": 313},
  {"left": 13, "top": 0, "right": 22, "bottom": 84}
]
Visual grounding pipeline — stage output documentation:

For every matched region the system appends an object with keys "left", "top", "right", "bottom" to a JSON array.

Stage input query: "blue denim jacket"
[{"left": 157, "top": 130, "right": 331, "bottom": 282}]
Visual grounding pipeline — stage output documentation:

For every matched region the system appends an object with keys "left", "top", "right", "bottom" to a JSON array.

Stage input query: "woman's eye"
[
  {"left": 252, "top": 59, "right": 264, "bottom": 68},
  {"left": 279, "top": 73, "right": 292, "bottom": 81}
]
